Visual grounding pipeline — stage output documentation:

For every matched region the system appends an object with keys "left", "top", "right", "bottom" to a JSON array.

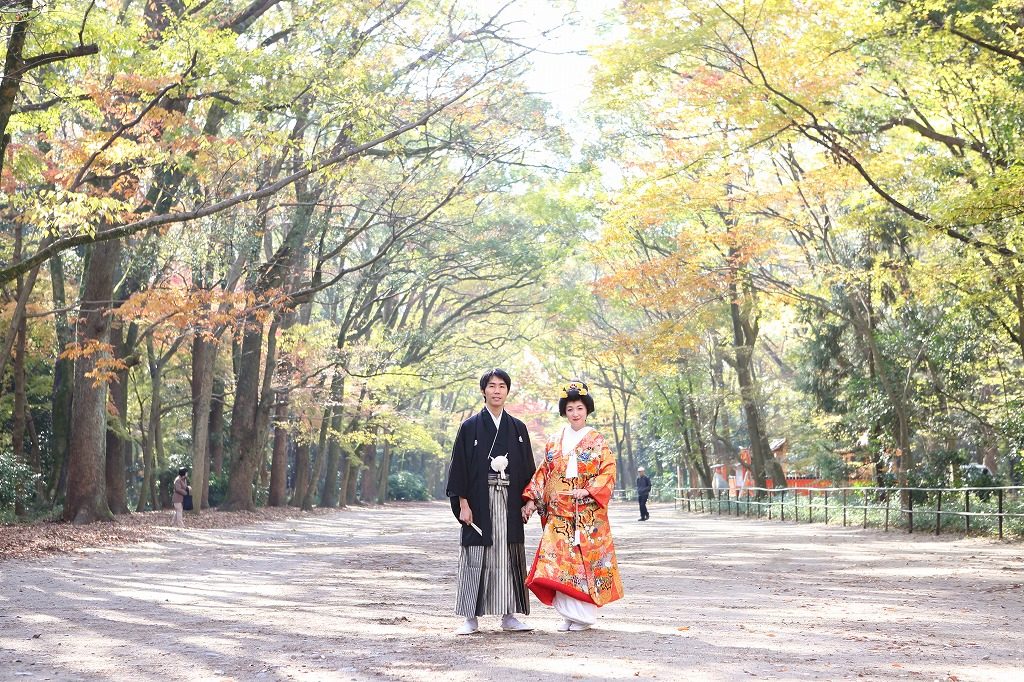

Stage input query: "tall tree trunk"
[
  {"left": 290, "top": 441, "right": 311, "bottom": 507},
  {"left": 64, "top": 239, "right": 121, "bottom": 524},
  {"left": 320, "top": 371, "right": 350, "bottom": 507},
  {"left": 48, "top": 254, "right": 74, "bottom": 505},
  {"left": 268, "top": 396, "right": 290, "bottom": 506},
  {"left": 136, "top": 423, "right": 155, "bottom": 512},
  {"left": 302, "top": 417, "right": 331, "bottom": 510},
  {"left": 152, "top": 349, "right": 168, "bottom": 509},
  {"left": 135, "top": 337, "right": 163, "bottom": 512},
  {"left": 726, "top": 253, "right": 784, "bottom": 492},
  {"left": 320, "top": 403, "right": 344, "bottom": 508},
  {"left": 225, "top": 321, "right": 264, "bottom": 510},
  {"left": 209, "top": 377, "right": 226, "bottom": 480},
  {"left": 191, "top": 335, "right": 216, "bottom": 511},
  {"left": 224, "top": 316, "right": 279, "bottom": 510},
  {"left": 104, "top": 320, "right": 131, "bottom": 515},
  {"left": 376, "top": 438, "right": 391, "bottom": 504},
  {"left": 12, "top": 287, "right": 27, "bottom": 516},
  {"left": 344, "top": 454, "right": 361, "bottom": 506},
  {"left": 360, "top": 442, "right": 378, "bottom": 503}
]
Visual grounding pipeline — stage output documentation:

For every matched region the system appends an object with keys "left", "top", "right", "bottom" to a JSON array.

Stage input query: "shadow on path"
[{"left": 1, "top": 502, "right": 1021, "bottom": 681}]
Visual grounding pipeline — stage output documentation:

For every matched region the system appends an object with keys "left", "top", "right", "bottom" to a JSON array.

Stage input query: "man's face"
[{"left": 482, "top": 377, "right": 509, "bottom": 410}]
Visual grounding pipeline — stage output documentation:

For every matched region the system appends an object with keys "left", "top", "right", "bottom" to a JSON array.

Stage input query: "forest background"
[{"left": 2, "top": 0, "right": 1023, "bottom": 524}]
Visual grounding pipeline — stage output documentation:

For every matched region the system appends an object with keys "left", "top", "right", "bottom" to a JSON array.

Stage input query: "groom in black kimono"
[{"left": 445, "top": 368, "right": 535, "bottom": 634}]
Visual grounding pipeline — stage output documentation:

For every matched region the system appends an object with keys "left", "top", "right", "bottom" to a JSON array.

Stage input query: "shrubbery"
[
  {"left": 388, "top": 471, "right": 429, "bottom": 501},
  {"left": 207, "top": 473, "right": 229, "bottom": 507},
  {"left": 0, "top": 451, "right": 38, "bottom": 515}
]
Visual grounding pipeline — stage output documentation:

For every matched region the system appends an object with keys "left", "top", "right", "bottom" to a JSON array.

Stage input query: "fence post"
[
  {"left": 780, "top": 489, "right": 785, "bottom": 522},
  {"left": 808, "top": 489, "right": 813, "bottom": 523},
  {"left": 998, "top": 488, "right": 1004, "bottom": 540},
  {"left": 935, "top": 489, "right": 942, "bottom": 536},
  {"left": 862, "top": 489, "right": 868, "bottom": 529},
  {"left": 964, "top": 489, "right": 970, "bottom": 534},
  {"left": 795, "top": 488, "right": 799, "bottom": 522},
  {"left": 824, "top": 490, "right": 829, "bottom": 525},
  {"left": 884, "top": 491, "right": 890, "bottom": 532},
  {"left": 842, "top": 488, "right": 848, "bottom": 527},
  {"left": 908, "top": 489, "right": 913, "bottom": 534}
]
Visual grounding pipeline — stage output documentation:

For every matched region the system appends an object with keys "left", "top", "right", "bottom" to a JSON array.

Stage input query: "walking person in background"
[
  {"left": 636, "top": 466, "right": 651, "bottom": 521},
  {"left": 171, "top": 467, "right": 190, "bottom": 528},
  {"left": 522, "top": 379, "right": 623, "bottom": 632},
  {"left": 445, "top": 368, "right": 536, "bottom": 635}
]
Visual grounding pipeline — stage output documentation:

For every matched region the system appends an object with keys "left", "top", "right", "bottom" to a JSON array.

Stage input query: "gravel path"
[{"left": 1, "top": 501, "right": 1021, "bottom": 681}]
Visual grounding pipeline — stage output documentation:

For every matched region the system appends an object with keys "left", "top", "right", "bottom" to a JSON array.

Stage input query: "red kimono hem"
[{"left": 526, "top": 576, "right": 596, "bottom": 607}]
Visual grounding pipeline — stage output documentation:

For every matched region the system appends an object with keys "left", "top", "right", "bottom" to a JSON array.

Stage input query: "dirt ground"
[{"left": 1, "top": 501, "right": 1022, "bottom": 681}]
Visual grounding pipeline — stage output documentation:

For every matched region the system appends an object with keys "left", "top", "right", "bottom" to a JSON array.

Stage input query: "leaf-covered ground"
[
  {"left": 1, "top": 502, "right": 1021, "bottom": 680},
  {"left": 0, "top": 507, "right": 332, "bottom": 561}
]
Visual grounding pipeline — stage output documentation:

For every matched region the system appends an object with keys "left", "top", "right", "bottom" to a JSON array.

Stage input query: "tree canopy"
[{"left": 2, "top": 0, "right": 1022, "bottom": 523}]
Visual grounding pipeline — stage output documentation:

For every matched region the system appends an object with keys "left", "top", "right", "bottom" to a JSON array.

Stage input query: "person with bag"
[{"left": 171, "top": 467, "right": 191, "bottom": 527}]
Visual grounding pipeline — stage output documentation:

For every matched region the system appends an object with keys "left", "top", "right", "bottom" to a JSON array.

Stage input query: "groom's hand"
[{"left": 458, "top": 499, "right": 473, "bottom": 527}]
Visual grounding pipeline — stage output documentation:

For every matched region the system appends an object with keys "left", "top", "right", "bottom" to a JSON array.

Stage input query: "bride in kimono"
[{"left": 521, "top": 380, "right": 624, "bottom": 631}]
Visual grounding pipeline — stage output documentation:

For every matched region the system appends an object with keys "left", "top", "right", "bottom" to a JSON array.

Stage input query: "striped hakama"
[{"left": 455, "top": 476, "right": 530, "bottom": 617}]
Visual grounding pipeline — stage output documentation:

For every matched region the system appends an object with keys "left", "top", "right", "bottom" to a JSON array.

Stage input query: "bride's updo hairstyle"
[{"left": 558, "top": 379, "right": 596, "bottom": 416}]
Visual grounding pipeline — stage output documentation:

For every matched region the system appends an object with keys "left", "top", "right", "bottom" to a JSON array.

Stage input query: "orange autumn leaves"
[{"left": 60, "top": 287, "right": 289, "bottom": 387}]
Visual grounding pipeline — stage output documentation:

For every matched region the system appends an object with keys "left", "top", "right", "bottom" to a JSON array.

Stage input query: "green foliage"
[
  {"left": 207, "top": 473, "right": 229, "bottom": 508},
  {"left": 387, "top": 471, "right": 430, "bottom": 502},
  {"left": 0, "top": 451, "right": 38, "bottom": 514},
  {"left": 814, "top": 452, "right": 851, "bottom": 484}
]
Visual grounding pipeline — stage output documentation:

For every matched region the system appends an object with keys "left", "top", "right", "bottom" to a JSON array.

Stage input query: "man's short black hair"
[
  {"left": 479, "top": 368, "right": 512, "bottom": 391},
  {"left": 558, "top": 379, "right": 595, "bottom": 416},
  {"left": 178, "top": 467, "right": 188, "bottom": 476}
]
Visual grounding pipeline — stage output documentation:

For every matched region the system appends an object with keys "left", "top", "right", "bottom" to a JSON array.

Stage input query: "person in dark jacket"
[
  {"left": 636, "top": 466, "right": 652, "bottom": 521},
  {"left": 446, "top": 368, "right": 536, "bottom": 635}
]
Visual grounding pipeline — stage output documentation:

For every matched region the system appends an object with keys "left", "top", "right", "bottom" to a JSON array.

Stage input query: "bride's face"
[{"left": 565, "top": 400, "right": 588, "bottom": 430}]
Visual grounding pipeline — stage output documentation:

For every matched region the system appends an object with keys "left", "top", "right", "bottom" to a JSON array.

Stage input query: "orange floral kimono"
[{"left": 523, "top": 428, "right": 624, "bottom": 607}]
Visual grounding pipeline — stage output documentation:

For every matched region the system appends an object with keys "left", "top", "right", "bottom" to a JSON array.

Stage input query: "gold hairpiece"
[{"left": 560, "top": 381, "right": 589, "bottom": 398}]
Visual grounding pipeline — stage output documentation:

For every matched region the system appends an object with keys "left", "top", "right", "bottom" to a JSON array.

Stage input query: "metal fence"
[
  {"left": 614, "top": 487, "right": 667, "bottom": 502},
  {"left": 674, "top": 485, "right": 1024, "bottom": 539}
]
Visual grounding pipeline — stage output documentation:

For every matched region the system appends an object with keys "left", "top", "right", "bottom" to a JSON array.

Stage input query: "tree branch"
[{"left": 0, "top": 75, "right": 487, "bottom": 286}]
